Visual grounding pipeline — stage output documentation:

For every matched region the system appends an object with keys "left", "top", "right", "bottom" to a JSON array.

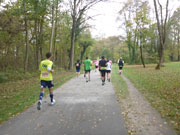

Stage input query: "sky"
[
  {"left": 1, "top": 0, "right": 180, "bottom": 38},
  {"left": 87, "top": 0, "right": 180, "bottom": 38},
  {"left": 87, "top": 0, "right": 122, "bottom": 38}
]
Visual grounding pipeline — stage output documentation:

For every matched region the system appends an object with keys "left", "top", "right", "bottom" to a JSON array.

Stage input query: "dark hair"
[
  {"left": 101, "top": 56, "right": 105, "bottom": 59},
  {"left": 77, "top": 60, "right": 80, "bottom": 63},
  {"left": 107, "top": 60, "right": 109, "bottom": 62},
  {"left": 46, "top": 52, "right": 52, "bottom": 59},
  {"left": 86, "top": 56, "right": 88, "bottom": 59}
]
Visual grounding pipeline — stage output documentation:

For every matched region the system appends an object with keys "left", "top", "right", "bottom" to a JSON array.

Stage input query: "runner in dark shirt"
[
  {"left": 75, "top": 60, "right": 81, "bottom": 77},
  {"left": 99, "top": 56, "right": 107, "bottom": 85},
  {"left": 118, "top": 57, "right": 124, "bottom": 75}
]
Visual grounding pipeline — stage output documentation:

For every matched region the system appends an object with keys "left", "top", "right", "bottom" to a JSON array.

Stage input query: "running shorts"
[
  {"left": 41, "top": 80, "right": 54, "bottom": 88},
  {"left": 101, "top": 70, "right": 106, "bottom": 77},
  {"left": 85, "top": 70, "right": 91, "bottom": 73},
  {"left": 106, "top": 70, "right": 111, "bottom": 73},
  {"left": 119, "top": 66, "right": 123, "bottom": 70},
  {"left": 76, "top": 69, "right": 80, "bottom": 72}
]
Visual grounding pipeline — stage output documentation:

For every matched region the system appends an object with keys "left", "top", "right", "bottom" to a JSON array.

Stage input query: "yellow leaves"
[{"left": 128, "top": 129, "right": 134, "bottom": 135}]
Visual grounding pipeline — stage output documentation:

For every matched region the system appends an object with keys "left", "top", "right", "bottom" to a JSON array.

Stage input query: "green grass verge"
[
  {"left": 123, "top": 62, "right": 180, "bottom": 132},
  {"left": 111, "top": 65, "right": 129, "bottom": 99},
  {"left": 0, "top": 70, "right": 76, "bottom": 124}
]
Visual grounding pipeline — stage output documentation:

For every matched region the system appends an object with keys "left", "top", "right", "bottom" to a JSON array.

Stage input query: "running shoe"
[
  {"left": 37, "top": 100, "right": 42, "bottom": 110},
  {"left": 50, "top": 99, "right": 56, "bottom": 106},
  {"left": 102, "top": 82, "right": 105, "bottom": 86}
]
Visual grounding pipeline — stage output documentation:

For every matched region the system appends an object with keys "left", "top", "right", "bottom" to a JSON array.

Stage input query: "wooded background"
[{"left": 0, "top": 0, "right": 179, "bottom": 75}]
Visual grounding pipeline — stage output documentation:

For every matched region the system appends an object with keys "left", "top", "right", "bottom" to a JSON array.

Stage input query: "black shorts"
[
  {"left": 85, "top": 70, "right": 91, "bottom": 73},
  {"left": 119, "top": 66, "right": 123, "bottom": 70},
  {"left": 41, "top": 80, "right": 54, "bottom": 88},
  {"left": 95, "top": 66, "right": 98, "bottom": 68},
  {"left": 101, "top": 70, "right": 106, "bottom": 77},
  {"left": 106, "top": 70, "right": 111, "bottom": 73}
]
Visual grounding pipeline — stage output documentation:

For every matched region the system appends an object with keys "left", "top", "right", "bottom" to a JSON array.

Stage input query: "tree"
[
  {"left": 23, "top": 0, "right": 30, "bottom": 73},
  {"left": 134, "top": 1, "right": 150, "bottom": 68},
  {"left": 79, "top": 30, "right": 94, "bottom": 62},
  {"left": 153, "top": 0, "right": 169, "bottom": 69},
  {"left": 69, "top": 0, "right": 106, "bottom": 70},
  {"left": 118, "top": 0, "right": 138, "bottom": 64},
  {"left": 49, "top": 0, "right": 56, "bottom": 53}
]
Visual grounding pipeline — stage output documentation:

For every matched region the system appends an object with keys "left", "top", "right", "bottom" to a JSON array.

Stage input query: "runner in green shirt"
[
  {"left": 83, "top": 56, "right": 92, "bottom": 82},
  {"left": 37, "top": 52, "right": 55, "bottom": 110}
]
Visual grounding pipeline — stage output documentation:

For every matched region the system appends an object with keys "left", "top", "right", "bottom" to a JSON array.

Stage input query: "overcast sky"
[
  {"left": 2, "top": 0, "right": 180, "bottom": 38},
  {"left": 87, "top": 0, "right": 180, "bottom": 38}
]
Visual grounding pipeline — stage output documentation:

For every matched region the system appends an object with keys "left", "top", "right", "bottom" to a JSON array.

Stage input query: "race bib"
[
  {"left": 76, "top": 63, "right": 79, "bottom": 66},
  {"left": 42, "top": 71, "right": 49, "bottom": 78}
]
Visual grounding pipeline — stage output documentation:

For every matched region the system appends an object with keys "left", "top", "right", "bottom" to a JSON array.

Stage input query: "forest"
[{"left": 0, "top": 0, "right": 179, "bottom": 79}]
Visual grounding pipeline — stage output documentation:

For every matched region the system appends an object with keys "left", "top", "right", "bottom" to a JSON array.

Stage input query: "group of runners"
[
  {"left": 75, "top": 56, "right": 124, "bottom": 85},
  {"left": 37, "top": 52, "right": 124, "bottom": 110}
]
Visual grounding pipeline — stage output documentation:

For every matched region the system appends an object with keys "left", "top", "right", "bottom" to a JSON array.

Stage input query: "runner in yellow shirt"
[{"left": 37, "top": 52, "right": 55, "bottom": 110}]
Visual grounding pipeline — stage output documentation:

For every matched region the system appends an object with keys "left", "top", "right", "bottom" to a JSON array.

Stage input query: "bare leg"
[
  {"left": 86, "top": 72, "right": 88, "bottom": 82},
  {"left": 108, "top": 73, "right": 111, "bottom": 82},
  {"left": 88, "top": 72, "right": 90, "bottom": 81},
  {"left": 120, "top": 70, "right": 122, "bottom": 74}
]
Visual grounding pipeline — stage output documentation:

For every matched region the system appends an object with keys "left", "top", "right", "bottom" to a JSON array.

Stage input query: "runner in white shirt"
[{"left": 106, "top": 60, "right": 112, "bottom": 82}]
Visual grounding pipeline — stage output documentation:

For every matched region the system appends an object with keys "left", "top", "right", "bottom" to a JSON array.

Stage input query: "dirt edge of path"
[{"left": 116, "top": 74, "right": 178, "bottom": 135}]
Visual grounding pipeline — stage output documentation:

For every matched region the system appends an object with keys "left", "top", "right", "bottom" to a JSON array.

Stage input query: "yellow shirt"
[{"left": 39, "top": 59, "right": 53, "bottom": 81}]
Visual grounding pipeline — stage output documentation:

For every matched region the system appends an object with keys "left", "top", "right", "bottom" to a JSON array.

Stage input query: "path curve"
[{"left": 0, "top": 71, "right": 127, "bottom": 135}]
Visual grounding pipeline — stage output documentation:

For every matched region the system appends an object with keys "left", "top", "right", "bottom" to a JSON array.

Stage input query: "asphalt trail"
[{"left": 0, "top": 71, "right": 127, "bottom": 135}]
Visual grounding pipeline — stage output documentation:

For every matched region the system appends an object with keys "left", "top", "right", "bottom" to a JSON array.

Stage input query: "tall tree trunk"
[
  {"left": 153, "top": 0, "right": 169, "bottom": 69},
  {"left": 69, "top": 0, "right": 77, "bottom": 70},
  {"left": 34, "top": 0, "right": 39, "bottom": 69},
  {"left": 35, "top": 20, "right": 39, "bottom": 69},
  {"left": 23, "top": 0, "right": 29, "bottom": 73},
  {"left": 53, "top": 0, "right": 58, "bottom": 61},
  {"left": 49, "top": 0, "right": 55, "bottom": 53},
  {"left": 178, "top": 30, "right": 180, "bottom": 61},
  {"left": 69, "top": 25, "right": 76, "bottom": 70},
  {"left": 139, "top": 39, "right": 145, "bottom": 68},
  {"left": 39, "top": 15, "right": 44, "bottom": 61}
]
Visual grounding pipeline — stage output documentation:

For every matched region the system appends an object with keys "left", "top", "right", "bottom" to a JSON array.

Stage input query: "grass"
[
  {"left": 111, "top": 65, "right": 129, "bottom": 99},
  {"left": 123, "top": 62, "right": 180, "bottom": 132},
  {"left": 0, "top": 69, "right": 76, "bottom": 124}
]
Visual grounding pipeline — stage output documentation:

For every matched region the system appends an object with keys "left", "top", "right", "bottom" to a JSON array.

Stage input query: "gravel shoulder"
[{"left": 120, "top": 74, "right": 178, "bottom": 135}]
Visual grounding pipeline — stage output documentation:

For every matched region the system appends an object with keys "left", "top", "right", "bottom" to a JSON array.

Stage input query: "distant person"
[
  {"left": 118, "top": 57, "right": 124, "bottom": 75},
  {"left": 106, "top": 60, "right": 112, "bottom": 82},
  {"left": 75, "top": 60, "right": 81, "bottom": 77},
  {"left": 94, "top": 60, "right": 99, "bottom": 72},
  {"left": 99, "top": 56, "right": 107, "bottom": 85},
  {"left": 37, "top": 52, "right": 55, "bottom": 110},
  {"left": 83, "top": 56, "right": 92, "bottom": 82},
  {"left": 98, "top": 59, "right": 102, "bottom": 78}
]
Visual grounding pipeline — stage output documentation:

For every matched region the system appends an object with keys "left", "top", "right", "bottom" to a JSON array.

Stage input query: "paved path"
[{"left": 0, "top": 71, "right": 127, "bottom": 135}]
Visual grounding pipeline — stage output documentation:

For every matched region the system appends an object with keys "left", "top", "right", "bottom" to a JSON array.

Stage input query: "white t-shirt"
[{"left": 107, "top": 62, "right": 111, "bottom": 70}]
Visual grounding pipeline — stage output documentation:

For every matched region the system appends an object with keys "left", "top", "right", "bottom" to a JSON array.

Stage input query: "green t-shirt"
[
  {"left": 39, "top": 59, "right": 53, "bottom": 81},
  {"left": 84, "top": 59, "right": 91, "bottom": 70}
]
